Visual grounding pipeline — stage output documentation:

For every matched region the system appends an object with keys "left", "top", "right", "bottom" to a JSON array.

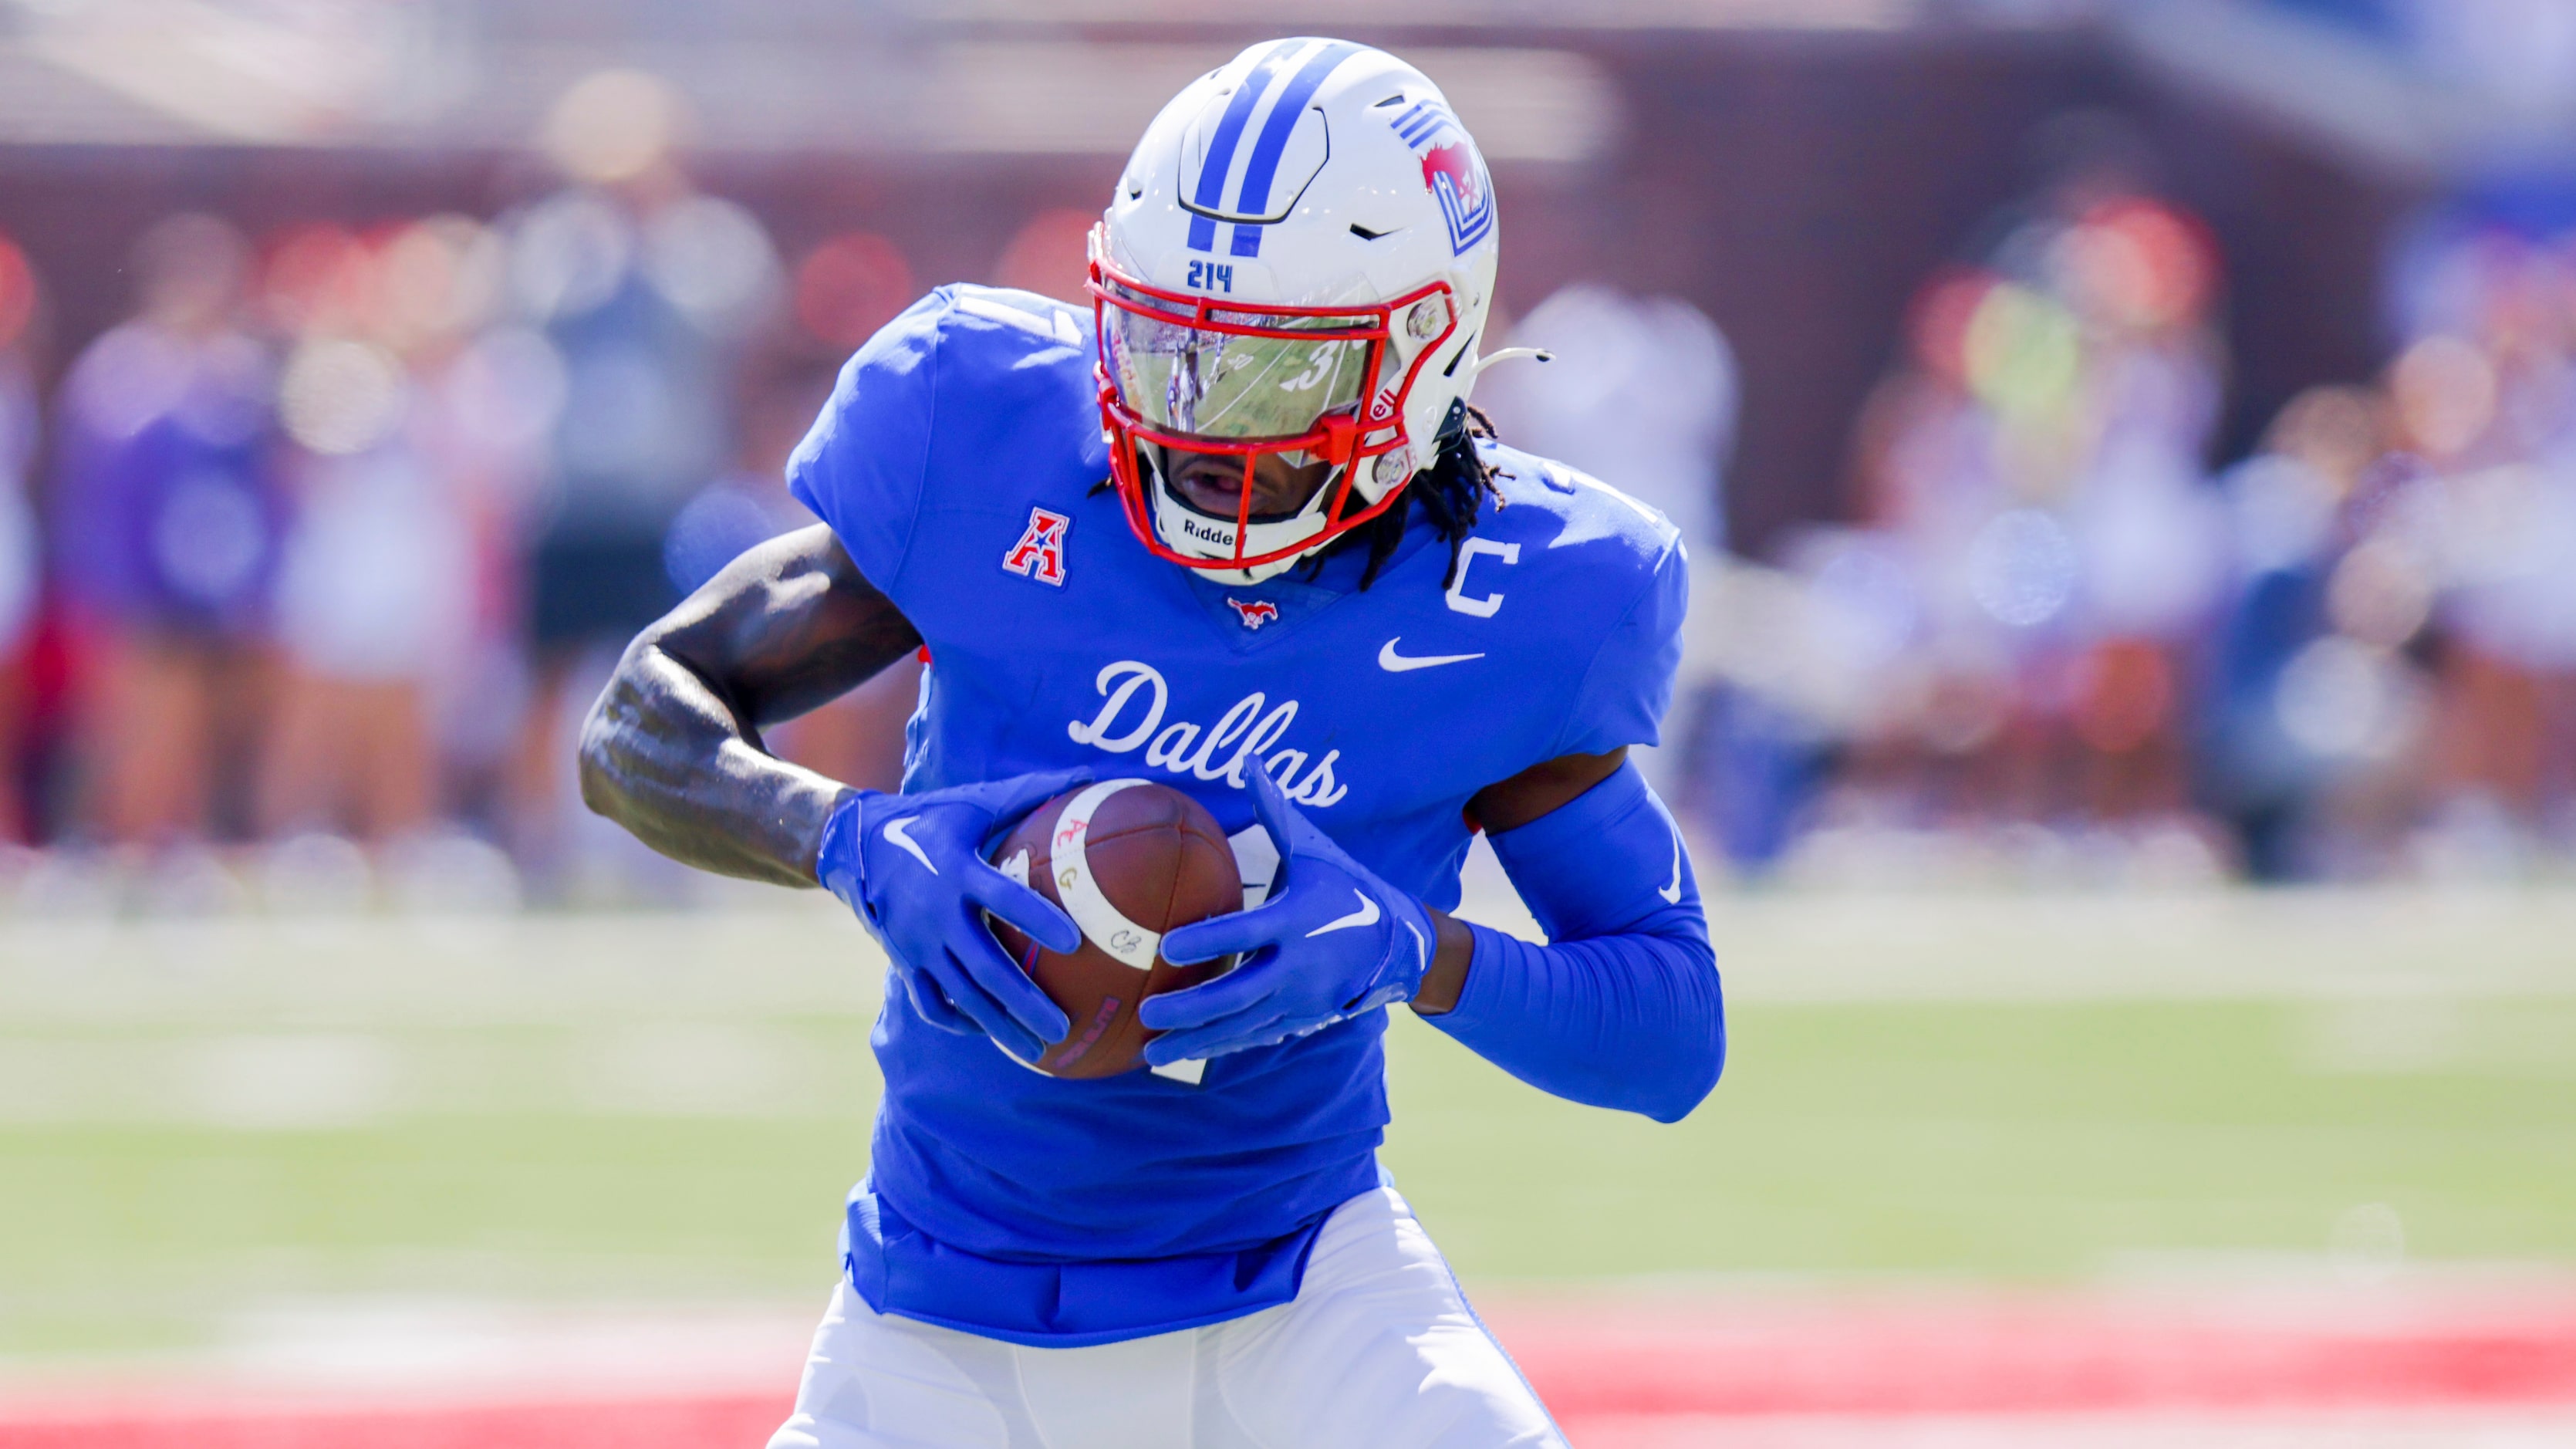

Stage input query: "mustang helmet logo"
[
  {"left": 1419, "top": 141, "right": 1492, "bottom": 255},
  {"left": 1386, "top": 96, "right": 1494, "bottom": 256},
  {"left": 1226, "top": 598, "right": 1280, "bottom": 630}
]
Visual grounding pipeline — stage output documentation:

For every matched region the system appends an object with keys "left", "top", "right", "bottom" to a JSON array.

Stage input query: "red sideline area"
[
  {"left": 1480, "top": 1296, "right": 2576, "bottom": 1417},
  {"left": 5, "top": 1295, "right": 2573, "bottom": 1447},
  {"left": 0, "top": 1394, "right": 788, "bottom": 1448}
]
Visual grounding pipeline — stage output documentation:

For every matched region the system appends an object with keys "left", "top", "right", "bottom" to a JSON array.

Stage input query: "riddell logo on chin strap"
[
  {"left": 1180, "top": 515, "right": 1237, "bottom": 548},
  {"left": 1002, "top": 508, "right": 1070, "bottom": 586}
]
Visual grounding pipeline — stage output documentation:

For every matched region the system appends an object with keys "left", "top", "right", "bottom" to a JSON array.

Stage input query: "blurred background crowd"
[
  {"left": 1677, "top": 155, "right": 2576, "bottom": 891},
  {"left": 1, "top": 0, "right": 2574, "bottom": 907}
]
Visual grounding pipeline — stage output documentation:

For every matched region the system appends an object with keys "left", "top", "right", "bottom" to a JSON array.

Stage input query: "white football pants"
[{"left": 767, "top": 1187, "right": 1565, "bottom": 1448}]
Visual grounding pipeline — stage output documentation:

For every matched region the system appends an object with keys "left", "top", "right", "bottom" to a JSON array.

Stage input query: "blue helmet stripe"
[
  {"left": 1191, "top": 39, "right": 1302, "bottom": 218},
  {"left": 1230, "top": 222, "right": 1261, "bottom": 258},
  {"left": 1188, "top": 214, "right": 1217, "bottom": 252},
  {"left": 1231, "top": 40, "right": 1359, "bottom": 220}
]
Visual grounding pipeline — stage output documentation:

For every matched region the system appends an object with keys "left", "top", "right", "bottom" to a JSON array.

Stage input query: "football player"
[{"left": 582, "top": 38, "right": 1724, "bottom": 1447}]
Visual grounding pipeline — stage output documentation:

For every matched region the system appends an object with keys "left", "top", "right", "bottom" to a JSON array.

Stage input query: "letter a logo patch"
[{"left": 1002, "top": 508, "right": 1070, "bottom": 586}]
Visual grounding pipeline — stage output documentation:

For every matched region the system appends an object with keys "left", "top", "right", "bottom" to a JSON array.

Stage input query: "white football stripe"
[
  {"left": 1049, "top": 779, "right": 1162, "bottom": 971},
  {"left": 1227, "top": 823, "right": 1280, "bottom": 910},
  {"left": 1149, "top": 1057, "right": 1207, "bottom": 1086}
]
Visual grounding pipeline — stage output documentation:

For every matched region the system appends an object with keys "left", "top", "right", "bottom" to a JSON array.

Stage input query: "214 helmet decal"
[{"left": 1089, "top": 37, "right": 1502, "bottom": 585}]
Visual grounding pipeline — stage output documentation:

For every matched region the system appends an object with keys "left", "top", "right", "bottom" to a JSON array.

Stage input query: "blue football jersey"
[{"left": 787, "top": 285, "right": 1686, "bottom": 1346}]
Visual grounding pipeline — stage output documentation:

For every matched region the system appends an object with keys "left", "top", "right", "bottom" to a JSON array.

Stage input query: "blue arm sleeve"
[{"left": 1424, "top": 762, "right": 1724, "bottom": 1123}]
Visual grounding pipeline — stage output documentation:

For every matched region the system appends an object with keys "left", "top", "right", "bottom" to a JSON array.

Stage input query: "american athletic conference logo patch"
[
  {"left": 1385, "top": 98, "right": 1493, "bottom": 256},
  {"left": 1226, "top": 598, "right": 1279, "bottom": 630},
  {"left": 1002, "top": 508, "right": 1069, "bottom": 586}
]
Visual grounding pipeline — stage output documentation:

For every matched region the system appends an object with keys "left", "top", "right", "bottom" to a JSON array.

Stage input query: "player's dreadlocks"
[{"left": 1305, "top": 399, "right": 1503, "bottom": 592}]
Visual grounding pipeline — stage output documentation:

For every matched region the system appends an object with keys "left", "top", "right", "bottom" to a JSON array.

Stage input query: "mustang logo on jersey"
[
  {"left": 1001, "top": 508, "right": 1070, "bottom": 586},
  {"left": 1226, "top": 598, "right": 1280, "bottom": 630},
  {"left": 1065, "top": 660, "right": 1348, "bottom": 806}
]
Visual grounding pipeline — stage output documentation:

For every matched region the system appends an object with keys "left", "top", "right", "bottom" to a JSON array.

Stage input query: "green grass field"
[
  {"left": 4, "top": 894, "right": 2574, "bottom": 1361},
  {"left": 1391, "top": 995, "right": 2576, "bottom": 1281}
]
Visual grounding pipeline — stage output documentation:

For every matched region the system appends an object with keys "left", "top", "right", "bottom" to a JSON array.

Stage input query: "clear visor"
[{"left": 1101, "top": 285, "right": 1380, "bottom": 442}]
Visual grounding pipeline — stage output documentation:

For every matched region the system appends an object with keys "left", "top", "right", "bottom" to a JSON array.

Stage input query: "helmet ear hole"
[{"left": 1435, "top": 397, "right": 1469, "bottom": 441}]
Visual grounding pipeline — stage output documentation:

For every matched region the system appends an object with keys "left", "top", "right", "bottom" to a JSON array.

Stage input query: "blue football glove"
[
  {"left": 1140, "top": 762, "right": 1433, "bottom": 1064},
  {"left": 814, "top": 768, "right": 1090, "bottom": 1062}
]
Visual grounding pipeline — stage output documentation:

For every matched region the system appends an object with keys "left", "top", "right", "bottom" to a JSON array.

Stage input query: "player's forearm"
[
  {"left": 1411, "top": 914, "right": 1475, "bottom": 1014},
  {"left": 578, "top": 637, "right": 850, "bottom": 888},
  {"left": 580, "top": 526, "right": 922, "bottom": 888},
  {"left": 1408, "top": 748, "right": 1625, "bottom": 1015},
  {"left": 1418, "top": 762, "right": 1724, "bottom": 1122},
  {"left": 1430, "top": 922, "right": 1721, "bottom": 1122}
]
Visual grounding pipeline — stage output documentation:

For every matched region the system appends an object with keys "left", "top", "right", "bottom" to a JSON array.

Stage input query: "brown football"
[{"left": 986, "top": 779, "right": 1243, "bottom": 1079}]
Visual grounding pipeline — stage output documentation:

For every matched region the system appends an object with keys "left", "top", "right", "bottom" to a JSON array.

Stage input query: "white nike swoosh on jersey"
[
  {"left": 883, "top": 817, "right": 937, "bottom": 874},
  {"left": 1658, "top": 831, "right": 1683, "bottom": 904},
  {"left": 1378, "top": 638, "right": 1484, "bottom": 672},
  {"left": 1306, "top": 890, "right": 1382, "bottom": 937}
]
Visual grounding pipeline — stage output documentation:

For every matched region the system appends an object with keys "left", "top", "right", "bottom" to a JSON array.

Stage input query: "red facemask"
[{"left": 1089, "top": 227, "right": 1458, "bottom": 574}]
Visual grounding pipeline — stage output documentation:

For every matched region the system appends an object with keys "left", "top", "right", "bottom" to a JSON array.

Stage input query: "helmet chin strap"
[{"left": 1143, "top": 444, "right": 1348, "bottom": 586}]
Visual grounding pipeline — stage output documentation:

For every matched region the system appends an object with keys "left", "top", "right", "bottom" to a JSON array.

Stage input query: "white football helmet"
[{"left": 1090, "top": 38, "right": 1502, "bottom": 583}]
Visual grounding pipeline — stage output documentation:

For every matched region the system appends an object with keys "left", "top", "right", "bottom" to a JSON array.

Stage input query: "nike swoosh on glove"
[
  {"left": 814, "top": 768, "right": 1090, "bottom": 1062},
  {"left": 1139, "top": 762, "right": 1432, "bottom": 1064}
]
